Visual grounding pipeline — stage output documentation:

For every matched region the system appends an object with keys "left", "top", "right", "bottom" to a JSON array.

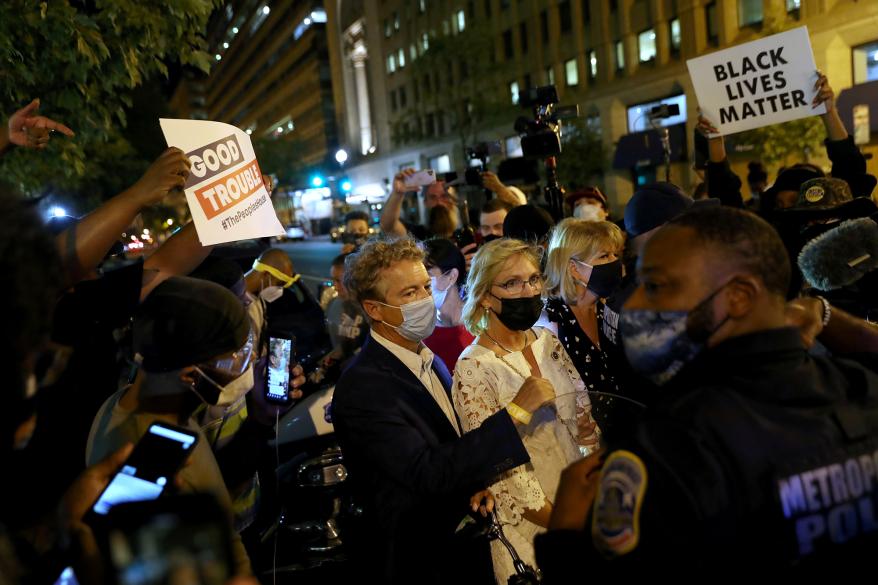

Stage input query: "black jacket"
[
  {"left": 332, "top": 335, "right": 529, "bottom": 584},
  {"left": 536, "top": 328, "right": 878, "bottom": 578}
]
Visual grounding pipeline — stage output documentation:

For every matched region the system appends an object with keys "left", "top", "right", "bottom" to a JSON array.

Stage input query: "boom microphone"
[{"left": 798, "top": 218, "right": 878, "bottom": 291}]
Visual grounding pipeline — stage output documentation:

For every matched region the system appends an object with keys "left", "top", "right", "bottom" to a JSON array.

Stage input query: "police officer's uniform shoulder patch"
[{"left": 591, "top": 450, "right": 648, "bottom": 557}]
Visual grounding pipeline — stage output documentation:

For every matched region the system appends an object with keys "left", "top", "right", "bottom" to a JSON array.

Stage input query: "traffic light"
[{"left": 310, "top": 175, "right": 324, "bottom": 188}]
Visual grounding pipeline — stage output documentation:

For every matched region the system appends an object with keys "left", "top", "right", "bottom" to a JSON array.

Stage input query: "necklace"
[
  {"left": 482, "top": 329, "right": 533, "bottom": 379},
  {"left": 483, "top": 329, "right": 528, "bottom": 354}
]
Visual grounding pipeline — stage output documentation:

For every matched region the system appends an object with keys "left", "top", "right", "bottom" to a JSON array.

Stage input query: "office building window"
[
  {"left": 565, "top": 58, "right": 579, "bottom": 86},
  {"left": 410, "top": 44, "right": 417, "bottom": 60},
  {"left": 422, "top": 33, "right": 429, "bottom": 52},
  {"left": 786, "top": 0, "right": 801, "bottom": 11},
  {"left": 639, "top": 29, "right": 656, "bottom": 62},
  {"left": 384, "top": 18, "right": 391, "bottom": 38},
  {"left": 429, "top": 154, "right": 451, "bottom": 173},
  {"left": 615, "top": 41, "right": 625, "bottom": 70},
  {"left": 510, "top": 81, "right": 520, "bottom": 104},
  {"left": 738, "top": 0, "right": 762, "bottom": 27},
  {"left": 589, "top": 50, "right": 597, "bottom": 79},
  {"left": 853, "top": 42, "right": 878, "bottom": 85},
  {"left": 503, "top": 29, "right": 514, "bottom": 60},
  {"left": 520, "top": 22, "right": 528, "bottom": 54},
  {"left": 586, "top": 112, "right": 601, "bottom": 135},
  {"left": 443, "top": 19, "right": 450, "bottom": 35},
  {"left": 399, "top": 87, "right": 407, "bottom": 108},
  {"left": 437, "top": 114, "right": 445, "bottom": 135},
  {"left": 394, "top": 11, "right": 400, "bottom": 31},
  {"left": 546, "top": 65, "right": 555, "bottom": 86},
  {"left": 559, "top": 1, "right": 572, "bottom": 33},
  {"left": 610, "top": 0, "right": 617, "bottom": 11},
  {"left": 387, "top": 54, "right": 396, "bottom": 73},
  {"left": 670, "top": 18, "right": 681, "bottom": 52},
  {"left": 398, "top": 49, "right": 406, "bottom": 68},
  {"left": 484, "top": 0, "right": 491, "bottom": 17},
  {"left": 706, "top": 2, "right": 718, "bottom": 45},
  {"left": 457, "top": 10, "right": 466, "bottom": 32},
  {"left": 419, "top": 0, "right": 426, "bottom": 13}
]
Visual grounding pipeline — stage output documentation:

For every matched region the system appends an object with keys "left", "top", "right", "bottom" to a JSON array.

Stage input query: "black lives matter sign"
[{"left": 687, "top": 27, "right": 825, "bottom": 136}]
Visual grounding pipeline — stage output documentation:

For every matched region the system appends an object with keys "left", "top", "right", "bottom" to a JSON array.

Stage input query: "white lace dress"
[{"left": 452, "top": 328, "right": 594, "bottom": 584}]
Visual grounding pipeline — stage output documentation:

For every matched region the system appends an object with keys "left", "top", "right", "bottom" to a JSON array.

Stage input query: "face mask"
[
  {"left": 574, "top": 203, "right": 604, "bottom": 222},
  {"left": 431, "top": 271, "right": 454, "bottom": 311},
  {"left": 260, "top": 286, "right": 284, "bottom": 303},
  {"left": 574, "top": 259, "right": 623, "bottom": 299},
  {"left": 491, "top": 294, "right": 544, "bottom": 331},
  {"left": 377, "top": 296, "right": 437, "bottom": 342},
  {"left": 342, "top": 233, "right": 367, "bottom": 247},
  {"left": 194, "top": 364, "right": 254, "bottom": 407},
  {"left": 619, "top": 283, "right": 729, "bottom": 385},
  {"left": 482, "top": 234, "right": 502, "bottom": 244}
]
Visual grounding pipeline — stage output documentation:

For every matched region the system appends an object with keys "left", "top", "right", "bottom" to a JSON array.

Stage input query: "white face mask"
[
  {"left": 260, "top": 286, "right": 284, "bottom": 303},
  {"left": 574, "top": 203, "right": 605, "bottom": 222},
  {"left": 195, "top": 364, "right": 255, "bottom": 407},
  {"left": 430, "top": 272, "right": 454, "bottom": 311},
  {"left": 378, "top": 296, "right": 437, "bottom": 342}
]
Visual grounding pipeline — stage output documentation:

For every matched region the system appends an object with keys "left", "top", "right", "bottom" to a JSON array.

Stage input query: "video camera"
[
  {"left": 464, "top": 141, "right": 502, "bottom": 187},
  {"left": 514, "top": 85, "right": 580, "bottom": 159}
]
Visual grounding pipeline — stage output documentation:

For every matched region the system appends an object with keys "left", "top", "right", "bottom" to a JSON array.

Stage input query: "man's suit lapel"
[{"left": 364, "top": 337, "right": 459, "bottom": 439}]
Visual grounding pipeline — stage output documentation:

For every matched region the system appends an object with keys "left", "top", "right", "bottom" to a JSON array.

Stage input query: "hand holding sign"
[
  {"left": 160, "top": 119, "right": 285, "bottom": 245},
  {"left": 687, "top": 27, "right": 825, "bottom": 136},
  {"left": 129, "top": 147, "right": 192, "bottom": 207}
]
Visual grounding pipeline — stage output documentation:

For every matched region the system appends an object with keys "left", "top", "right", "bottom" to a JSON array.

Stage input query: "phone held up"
[
  {"left": 87, "top": 422, "right": 198, "bottom": 524},
  {"left": 403, "top": 169, "right": 437, "bottom": 188},
  {"left": 266, "top": 335, "right": 294, "bottom": 405}
]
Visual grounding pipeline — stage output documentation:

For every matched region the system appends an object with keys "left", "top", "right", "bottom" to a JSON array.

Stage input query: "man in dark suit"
[{"left": 333, "top": 237, "right": 554, "bottom": 584}]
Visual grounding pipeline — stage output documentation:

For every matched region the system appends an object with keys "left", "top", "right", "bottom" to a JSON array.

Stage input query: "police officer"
[{"left": 535, "top": 206, "right": 878, "bottom": 577}]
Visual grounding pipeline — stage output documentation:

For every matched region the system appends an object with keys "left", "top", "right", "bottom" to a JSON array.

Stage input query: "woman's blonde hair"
[
  {"left": 462, "top": 238, "right": 542, "bottom": 335},
  {"left": 545, "top": 218, "right": 624, "bottom": 304}
]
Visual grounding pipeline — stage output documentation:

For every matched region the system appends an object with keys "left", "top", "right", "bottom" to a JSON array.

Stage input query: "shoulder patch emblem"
[
  {"left": 591, "top": 449, "right": 648, "bottom": 557},
  {"left": 805, "top": 185, "right": 825, "bottom": 203}
]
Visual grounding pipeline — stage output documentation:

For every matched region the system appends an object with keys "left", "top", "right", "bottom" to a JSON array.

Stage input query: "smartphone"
[
  {"left": 104, "top": 495, "right": 233, "bottom": 585},
  {"left": 403, "top": 169, "right": 436, "bottom": 188},
  {"left": 266, "top": 336, "right": 293, "bottom": 404},
  {"left": 89, "top": 423, "right": 198, "bottom": 519}
]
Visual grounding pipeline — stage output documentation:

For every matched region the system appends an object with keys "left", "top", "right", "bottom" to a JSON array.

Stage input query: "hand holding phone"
[
  {"left": 403, "top": 169, "right": 436, "bottom": 188},
  {"left": 88, "top": 423, "right": 198, "bottom": 520},
  {"left": 266, "top": 336, "right": 294, "bottom": 405}
]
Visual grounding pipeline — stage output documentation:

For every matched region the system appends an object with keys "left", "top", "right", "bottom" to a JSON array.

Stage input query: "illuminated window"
[
  {"left": 565, "top": 58, "right": 579, "bottom": 86},
  {"left": 638, "top": 29, "right": 656, "bottom": 62}
]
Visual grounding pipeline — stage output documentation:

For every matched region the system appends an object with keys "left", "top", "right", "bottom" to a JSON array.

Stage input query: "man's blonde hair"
[
  {"left": 545, "top": 218, "right": 624, "bottom": 304},
  {"left": 462, "top": 238, "right": 542, "bottom": 335},
  {"left": 343, "top": 237, "right": 424, "bottom": 305}
]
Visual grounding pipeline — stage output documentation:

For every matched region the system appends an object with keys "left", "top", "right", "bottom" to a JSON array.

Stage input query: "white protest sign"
[
  {"left": 160, "top": 119, "right": 284, "bottom": 245},
  {"left": 687, "top": 27, "right": 825, "bottom": 136}
]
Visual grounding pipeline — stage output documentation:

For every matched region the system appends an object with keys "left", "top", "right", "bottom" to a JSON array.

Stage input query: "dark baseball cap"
[
  {"left": 133, "top": 276, "right": 250, "bottom": 373},
  {"left": 623, "top": 182, "right": 717, "bottom": 238},
  {"left": 782, "top": 177, "right": 876, "bottom": 220},
  {"left": 565, "top": 186, "right": 607, "bottom": 210}
]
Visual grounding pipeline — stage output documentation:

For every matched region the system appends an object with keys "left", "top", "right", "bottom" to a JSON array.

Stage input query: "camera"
[
  {"left": 514, "top": 85, "right": 580, "bottom": 159},
  {"left": 464, "top": 141, "right": 502, "bottom": 187}
]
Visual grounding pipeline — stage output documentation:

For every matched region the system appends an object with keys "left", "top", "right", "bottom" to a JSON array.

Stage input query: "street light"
[
  {"left": 341, "top": 180, "right": 352, "bottom": 193},
  {"left": 311, "top": 175, "right": 324, "bottom": 188},
  {"left": 335, "top": 149, "right": 349, "bottom": 165}
]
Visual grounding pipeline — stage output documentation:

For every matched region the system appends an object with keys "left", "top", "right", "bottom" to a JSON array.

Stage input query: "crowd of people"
[{"left": 4, "top": 68, "right": 878, "bottom": 585}]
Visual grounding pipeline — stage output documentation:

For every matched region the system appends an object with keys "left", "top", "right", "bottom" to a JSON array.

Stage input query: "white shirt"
[{"left": 371, "top": 329, "right": 461, "bottom": 436}]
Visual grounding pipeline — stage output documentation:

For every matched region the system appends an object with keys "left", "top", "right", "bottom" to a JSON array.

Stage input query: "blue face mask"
[{"left": 619, "top": 283, "right": 729, "bottom": 386}]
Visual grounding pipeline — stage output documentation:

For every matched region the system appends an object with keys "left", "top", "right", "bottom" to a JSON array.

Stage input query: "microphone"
[{"left": 798, "top": 218, "right": 878, "bottom": 291}]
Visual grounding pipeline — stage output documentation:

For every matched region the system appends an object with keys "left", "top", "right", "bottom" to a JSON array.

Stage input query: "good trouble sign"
[
  {"left": 160, "top": 119, "right": 284, "bottom": 245},
  {"left": 687, "top": 27, "right": 825, "bottom": 135}
]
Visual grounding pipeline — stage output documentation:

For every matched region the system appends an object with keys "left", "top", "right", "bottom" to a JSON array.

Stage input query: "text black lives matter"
[{"left": 713, "top": 47, "right": 808, "bottom": 124}]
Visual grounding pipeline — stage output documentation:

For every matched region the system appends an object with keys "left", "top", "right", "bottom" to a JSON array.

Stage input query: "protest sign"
[
  {"left": 160, "top": 119, "right": 285, "bottom": 245},
  {"left": 687, "top": 27, "right": 825, "bottom": 136}
]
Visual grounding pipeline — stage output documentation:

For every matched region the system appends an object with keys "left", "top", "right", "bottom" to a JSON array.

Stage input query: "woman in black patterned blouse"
[{"left": 540, "top": 218, "right": 631, "bottom": 433}]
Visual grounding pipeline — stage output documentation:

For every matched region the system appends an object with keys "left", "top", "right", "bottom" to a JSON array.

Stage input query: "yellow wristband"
[{"left": 506, "top": 402, "right": 532, "bottom": 426}]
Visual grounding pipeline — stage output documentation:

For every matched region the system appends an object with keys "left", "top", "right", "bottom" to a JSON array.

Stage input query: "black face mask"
[
  {"left": 491, "top": 294, "right": 544, "bottom": 331},
  {"left": 583, "top": 259, "right": 623, "bottom": 298},
  {"left": 482, "top": 234, "right": 502, "bottom": 244}
]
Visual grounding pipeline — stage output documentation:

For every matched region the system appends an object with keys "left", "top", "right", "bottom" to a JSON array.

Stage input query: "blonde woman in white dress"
[{"left": 451, "top": 238, "right": 598, "bottom": 583}]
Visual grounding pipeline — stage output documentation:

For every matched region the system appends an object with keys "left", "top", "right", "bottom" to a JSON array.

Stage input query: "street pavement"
[{"left": 276, "top": 236, "right": 344, "bottom": 295}]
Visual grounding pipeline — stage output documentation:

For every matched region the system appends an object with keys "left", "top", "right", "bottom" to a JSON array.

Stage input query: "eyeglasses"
[
  {"left": 492, "top": 274, "right": 545, "bottom": 295},
  {"left": 201, "top": 326, "right": 256, "bottom": 380}
]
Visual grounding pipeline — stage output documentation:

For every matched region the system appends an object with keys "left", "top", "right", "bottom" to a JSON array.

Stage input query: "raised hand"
[{"left": 7, "top": 98, "right": 75, "bottom": 149}]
